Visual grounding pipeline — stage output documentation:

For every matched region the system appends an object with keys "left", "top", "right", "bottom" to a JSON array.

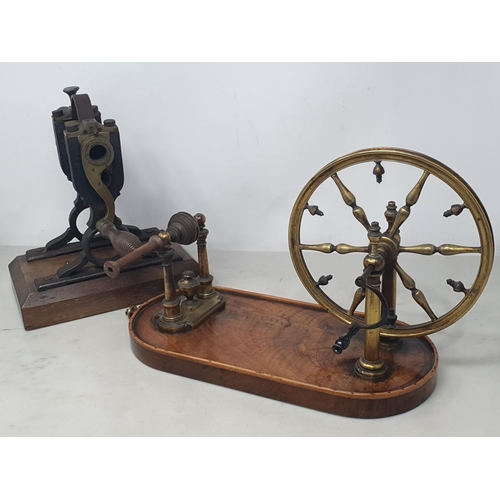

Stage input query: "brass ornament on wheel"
[{"left": 289, "top": 147, "right": 494, "bottom": 346}]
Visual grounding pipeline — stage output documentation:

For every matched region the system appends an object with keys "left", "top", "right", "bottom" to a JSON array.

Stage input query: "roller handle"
[
  {"left": 104, "top": 235, "right": 164, "bottom": 278},
  {"left": 103, "top": 211, "right": 200, "bottom": 278}
]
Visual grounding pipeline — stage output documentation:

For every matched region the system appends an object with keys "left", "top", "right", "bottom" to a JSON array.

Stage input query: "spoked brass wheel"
[{"left": 289, "top": 147, "right": 494, "bottom": 338}]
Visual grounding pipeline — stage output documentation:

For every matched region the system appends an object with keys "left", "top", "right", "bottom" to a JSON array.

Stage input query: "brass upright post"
[
  {"left": 355, "top": 272, "right": 387, "bottom": 378},
  {"left": 363, "top": 276, "right": 383, "bottom": 361},
  {"left": 380, "top": 201, "right": 401, "bottom": 348},
  {"left": 355, "top": 222, "right": 388, "bottom": 378},
  {"left": 157, "top": 239, "right": 183, "bottom": 330},
  {"left": 194, "top": 213, "right": 216, "bottom": 299},
  {"left": 381, "top": 261, "right": 397, "bottom": 311}
]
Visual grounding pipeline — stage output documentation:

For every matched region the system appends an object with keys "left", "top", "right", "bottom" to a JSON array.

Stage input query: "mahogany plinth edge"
[
  {"left": 9, "top": 244, "right": 198, "bottom": 330},
  {"left": 129, "top": 288, "right": 438, "bottom": 419}
]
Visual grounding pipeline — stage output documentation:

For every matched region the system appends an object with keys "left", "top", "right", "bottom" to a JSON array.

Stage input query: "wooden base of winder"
[
  {"left": 9, "top": 244, "right": 198, "bottom": 331},
  {"left": 129, "top": 288, "right": 438, "bottom": 419}
]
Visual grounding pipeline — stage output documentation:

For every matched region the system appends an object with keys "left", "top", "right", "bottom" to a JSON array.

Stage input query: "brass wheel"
[{"left": 288, "top": 147, "right": 494, "bottom": 338}]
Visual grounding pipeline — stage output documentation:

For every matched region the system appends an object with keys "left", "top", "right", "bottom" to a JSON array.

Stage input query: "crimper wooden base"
[
  {"left": 129, "top": 288, "right": 438, "bottom": 419},
  {"left": 9, "top": 244, "right": 198, "bottom": 330}
]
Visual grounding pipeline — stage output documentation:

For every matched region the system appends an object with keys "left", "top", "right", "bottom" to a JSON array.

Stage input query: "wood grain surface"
[{"left": 130, "top": 288, "right": 438, "bottom": 419}]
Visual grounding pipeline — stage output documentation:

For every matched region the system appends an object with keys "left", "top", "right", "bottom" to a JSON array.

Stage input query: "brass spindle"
[
  {"left": 348, "top": 287, "right": 365, "bottom": 315},
  {"left": 195, "top": 213, "right": 216, "bottom": 299}
]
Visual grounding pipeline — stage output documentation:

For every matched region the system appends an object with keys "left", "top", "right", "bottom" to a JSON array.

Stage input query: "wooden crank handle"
[
  {"left": 104, "top": 235, "right": 165, "bottom": 278},
  {"left": 103, "top": 211, "right": 200, "bottom": 279}
]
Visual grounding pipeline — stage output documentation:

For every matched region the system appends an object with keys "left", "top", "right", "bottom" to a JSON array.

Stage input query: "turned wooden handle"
[{"left": 104, "top": 235, "right": 164, "bottom": 278}]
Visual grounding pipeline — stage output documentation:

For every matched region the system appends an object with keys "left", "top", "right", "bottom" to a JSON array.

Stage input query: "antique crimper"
[
  {"left": 9, "top": 87, "right": 198, "bottom": 330},
  {"left": 27, "top": 86, "right": 174, "bottom": 290}
]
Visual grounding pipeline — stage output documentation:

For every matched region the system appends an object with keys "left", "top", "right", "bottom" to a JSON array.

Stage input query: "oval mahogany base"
[{"left": 129, "top": 288, "right": 438, "bottom": 419}]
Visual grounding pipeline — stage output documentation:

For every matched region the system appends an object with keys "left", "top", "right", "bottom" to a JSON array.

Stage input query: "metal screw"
[{"left": 63, "top": 86, "right": 79, "bottom": 99}]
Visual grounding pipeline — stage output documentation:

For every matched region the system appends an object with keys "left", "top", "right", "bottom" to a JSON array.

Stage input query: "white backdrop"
[{"left": 0, "top": 63, "right": 498, "bottom": 255}]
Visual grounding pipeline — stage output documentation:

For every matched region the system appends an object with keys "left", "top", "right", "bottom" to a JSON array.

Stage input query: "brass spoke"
[
  {"left": 331, "top": 173, "right": 371, "bottom": 231},
  {"left": 389, "top": 171, "right": 430, "bottom": 237},
  {"left": 299, "top": 243, "right": 334, "bottom": 253},
  {"left": 348, "top": 287, "right": 365, "bottom": 315},
  {"left": 299, "top": 243, "right": 369, "bottom": 254},
  {"left": 399, "top": 244, "right": 481, "bottom": 256},
  {"left": 395, "top": 262, "right": 438, "bottom": 321},
  {"left": 335, "top": 244, "right": 369, "bottom": 254}
]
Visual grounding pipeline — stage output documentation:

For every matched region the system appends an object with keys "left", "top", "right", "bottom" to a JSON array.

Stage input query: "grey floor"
[{"left": 1, "top": 245, "right": 499, "bottom": 436}]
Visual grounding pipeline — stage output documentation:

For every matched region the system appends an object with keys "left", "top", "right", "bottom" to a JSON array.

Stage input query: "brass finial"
[
  {"left": 373, "top": 161, "right": 385, "bottom": 183},
  {"left": 443, "top": 203, "right": 468, "bottom": 217}
]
